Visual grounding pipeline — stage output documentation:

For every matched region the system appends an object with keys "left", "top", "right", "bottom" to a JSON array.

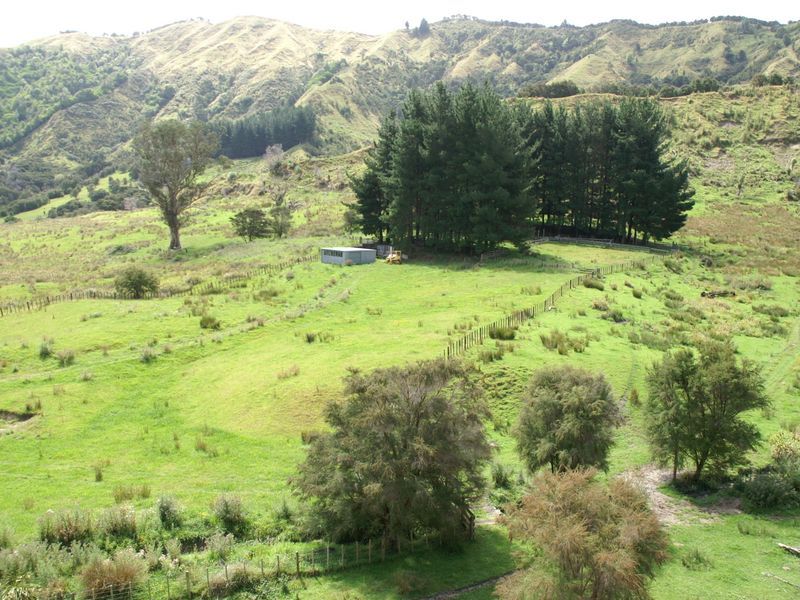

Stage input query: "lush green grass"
[{"left": 2, "top": 241, "right": 650, "bottom": 537}]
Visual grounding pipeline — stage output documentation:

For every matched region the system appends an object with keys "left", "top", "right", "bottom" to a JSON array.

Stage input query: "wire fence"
[
  {"left": 11, "top": 533, "right": 443, "bottom": 600},
  {"left": 443, "top": 255, "right": 663, "bottom": 359},
  {"left": 0, "top": 254, "right": 317, "bottom": 319}
]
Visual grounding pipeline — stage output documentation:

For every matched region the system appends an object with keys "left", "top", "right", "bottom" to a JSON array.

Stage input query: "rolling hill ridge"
[{"left": 1, "top": 15, "right": 799, "bottom": 211}]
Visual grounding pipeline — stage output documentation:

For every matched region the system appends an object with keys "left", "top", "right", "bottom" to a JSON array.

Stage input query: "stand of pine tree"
[{"left": 351, "top": 83, "right": 694, "bottom": 252}]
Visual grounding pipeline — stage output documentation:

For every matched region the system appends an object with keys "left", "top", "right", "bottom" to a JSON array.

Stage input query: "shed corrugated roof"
[{"left": 320, "top": 247, "right": 374, "bottom": 252}]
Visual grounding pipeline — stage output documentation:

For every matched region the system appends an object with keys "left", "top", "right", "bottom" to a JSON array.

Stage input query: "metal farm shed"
[{"left": 320, "top": 247, "right": 377, "bottom": 266}]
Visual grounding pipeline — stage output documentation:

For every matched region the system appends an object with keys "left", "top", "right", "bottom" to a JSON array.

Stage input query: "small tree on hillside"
[
  {"left": 132, "top": 120, "right": 218, "bottom": 250},
  {"left": 231, "top": 208, "right": 270, "bottom": 242},
  {"left": 293, "top": 359, "right": 491, "bottom": 545},
  {"left": 515, "top": 366, "right": 620, "bottom": 473},
  {"left": 115, "top": 267, "right": 159, "bottom": 299},
  {"left": 269, "top": 187, "right": 293, "bottom": 238},
  {"left": 498, "top": 469, "right": 668, "bottom": 600},
  {"left": 645, "top": 339, "right": 769, "bottom": 481}
]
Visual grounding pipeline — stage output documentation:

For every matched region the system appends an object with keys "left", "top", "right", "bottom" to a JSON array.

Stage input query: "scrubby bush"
[
  {"left": 140, "top": 348, "right": 157, "bottom": 364},
  {"left": 98, "top": 505, "right": 137, "bottom": 539},
  {"left": 591, "top": 298, "right": 608, "bottom": 311},
  {"left": 478, "top": 347, "right": 505, "bottom": 363},
  {"left": 681, "top": 547, "right": 713, "bottom": 571},
  {"left": 664, "top": 258, "right": 683, "bottom": 274},
  {"left": 39, "top": 340, "right": 54, "bottom": 360},
  {"left": 488, "top": 326, "right": 516, "bottom": 340},
  {"left": 213, "top": 495, "right": 247, "bottom": 535},
  {"left": 583, "top": 277, "right": 605, "bottom": 291},
  {"left": 156, "top": 496, "right": 182, "bottom": 529},
  {"left": 113, "top": 484, "right": 150, "bottom": 504},
  {"left": 81, "top": 549, "right": 147, "bottom": 596},
  {"left": 491, "top": 463, "right": 513, "bottom": 489},
  {"left": 603, "top": 308, "right": 626, "bottom": 323},
  {"left": 39, "top": 509, "right": 95, "bottom": 546},
  {"left": 740, "top": 472, "right": 800, "bottom": 511},
  {"left": 0, "top": 526, "right": 13, "bottom": 549},
  {"left": 753, "top": 304, "right": 791, "bottom": 318},
  {"left": 516, "top": 366, "right": 619, "bottom": 473},
  {"left": 56, "top": 349, "right": 75, "bottom": 367},
  {"left": 632, "top": 288, "right": 643, "bottom": 299},
  {"left": 115, "top": 268, "right": 159, "bottom": 299},
  {"left": 539, "top": 329, "right": 589, "bottom": 355},
  {"left": 206, "top": 532, "right": 235, "bottom": 562},
  {"left": 199, "top": 315, "right": 221, "bottom": 330}
]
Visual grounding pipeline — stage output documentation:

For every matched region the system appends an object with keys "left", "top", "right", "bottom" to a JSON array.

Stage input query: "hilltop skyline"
[{"left": 2, "top": 0, "right": 797, "bottom": 47}]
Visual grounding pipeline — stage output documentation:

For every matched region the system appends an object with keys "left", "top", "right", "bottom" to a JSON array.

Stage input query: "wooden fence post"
[
  {"left": 185, "top": 570, "right": 191, "bottom": 599},
  {"left": 296, "top": 552, "right": 301, "bottom": 578}
]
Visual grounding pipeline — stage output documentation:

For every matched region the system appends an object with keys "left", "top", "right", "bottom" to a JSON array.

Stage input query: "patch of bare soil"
[
  {"left": 0, "top": 409, "right": 37, "bottom": 435},
  {"left": 619, "top": 466, "right": 741, "bottom": 526}
]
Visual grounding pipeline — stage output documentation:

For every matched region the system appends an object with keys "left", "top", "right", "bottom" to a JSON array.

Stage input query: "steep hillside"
[{"left": 1, "top": 15, "right": 798, "bottom": 212}]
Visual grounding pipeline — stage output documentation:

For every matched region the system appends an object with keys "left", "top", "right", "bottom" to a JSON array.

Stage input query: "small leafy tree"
[
  {"left": 231, "top": 208, "right": 270, "bottom": 242},
  {"left": 115, "top": 267, "right": 159, "bottom": 299},
  {"left": 515, "top": 366, "right": 619, "bottom": 473},
  {"left": 132, "top": 119, "right": 218, "bottom": 250},
  {"left": 293, "top": 359, "right": 491, "bottom": 545},
  {"left": 645, "top": 339, "right": 769, "bottom": 481},
  {"left": 498, "top": 469, "right": 668, "bottom": 600},
  {"left": 269, "top": 187, "right": 293, "bottom": 238}
]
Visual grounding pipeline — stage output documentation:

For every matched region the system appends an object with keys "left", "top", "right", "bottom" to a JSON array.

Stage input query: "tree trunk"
[
  {"left": 693, "top": 456, "right": 706, "bottom": 481},
  {"left": 672, "top": 447, "right": 679, "bottom": 482},
  {"left": 169, "top": 222, "right": 182, "bottom": 250}
]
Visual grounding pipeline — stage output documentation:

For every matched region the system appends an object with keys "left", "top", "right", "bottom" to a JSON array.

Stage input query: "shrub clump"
[
  {"left": 98, "top": 505, "right": 137, "bottom": 539},
  {"left": 81, "top": 549, "right": 147, "bottom": 596},
  {"left": 156, "top": 496, "right": 182, "bottom": 529},
  {"left": 57, "top": 349, "right": 76, "bottom": 367},
  {"left": 488, "top": 326, "right": 516, "bottom": 340},
  {"left": 583, "top": 277, "right": 605, "bottom": 291},
  {"left": 199, "top": 315, "right": 221, "bottom": 330},
  {"left": 213, "top": 494, "right": 247, "bottom": 535},
  {"left": 39, "top": 509, "right": 95, "bottom": 546},
  {"left": 115, "top": 268, "right": 159, "bottom": 299}
]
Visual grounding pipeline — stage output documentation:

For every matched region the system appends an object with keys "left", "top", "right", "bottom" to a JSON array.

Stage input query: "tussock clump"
[
  {"left": 681, "top": 548, "right": 713, "bottom": 571},
  {"left": 156, "top": 496, "right": 182, "bottom": 529},
  {"left": 591, "top": 299, "right": 609, "bottom": 311},
  {"left": 57, "top": 350, "right": 75, "bottom": 367},
  {"left": 39, "top": 509, "right": 95, "bottom": 546},
  {"left": 752, "top": 304, "right": 790, "bottom": 318},
  {"left": 540, "top": 329, "right": 591, "bottom": 355},
  {"left": 277, "top": 364, "right": 300, "bottom": 380},
  {"left": 488, "top": 326, "right": 516, "bottom": 340},
  {"left": 632, "top": 289, "right": 643, "bottom": 299},
  {"left": 81, "top": 549, "right": 147, "bottom": 596},
  {"left": 206, "top": 532, "right": 235, "bottom": 561},
  {"left": 112, "top": 484, "right": 150, "bottom": 504},
  {"left": 98, "top": 505, "right": 137, "bottom": 539},
  {"left": 140, "top": 348, "right": 157, "bottom": 364},
  {"left": 213, "top": 494, "right": 247, "bottom": 535},
  {"left": 603, "top": 308, "right": 626, "bottom": 323},
  {"left": 199, "top": 315, "right": 221, "bottom": 330},
  {"left": 39, "top": 339, "right": 54, "bottom": 360},
  {"left": 583, "top": 277, "right": 605, "bottom": 291},
  {"left": 479, "top": 347, "right": 505, "bottom": 363}
]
